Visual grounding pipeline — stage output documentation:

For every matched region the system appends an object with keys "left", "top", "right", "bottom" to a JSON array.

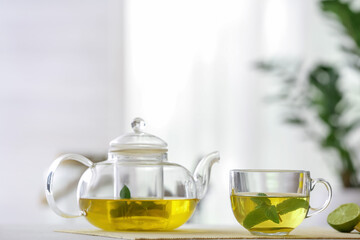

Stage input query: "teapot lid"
[{"left": 109, "top": 118, "right": 168, "bottom": 153}]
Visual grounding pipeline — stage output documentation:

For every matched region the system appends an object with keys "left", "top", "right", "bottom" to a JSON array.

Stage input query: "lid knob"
[
  {"left": 109, "top": 117, "right": 168, "bottom": 153},
  {"left": 131, "top": 118, "right": 146, "bottom": 133}
]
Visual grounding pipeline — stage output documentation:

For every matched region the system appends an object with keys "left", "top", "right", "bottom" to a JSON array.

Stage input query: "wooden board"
[{"left": 58, "top": 226, "right": 360, "bottom": 239}]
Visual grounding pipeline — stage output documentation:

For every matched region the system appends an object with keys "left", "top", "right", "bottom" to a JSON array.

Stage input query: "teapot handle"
[{"left": 45, "top": 154, "right": 94, "bottom": 218}]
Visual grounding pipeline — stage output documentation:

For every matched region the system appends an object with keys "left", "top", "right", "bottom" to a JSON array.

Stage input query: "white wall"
[{"left": 0, "top": 0, "right": 124, "bottom": 224}]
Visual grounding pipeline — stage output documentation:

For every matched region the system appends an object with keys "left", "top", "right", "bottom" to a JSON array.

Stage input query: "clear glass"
[
  {"left": 76, "top": 160, "right": 198, "bottom": 231},
  {"left": 109, "top": 117, "right": 168, "bottom": 152},
  {"left": 46, "top": 151, "right": 219, "bottom": 231},
  {"left": 45, "top": 118, "right": 220, "bottom": 231},
  {"left": 229, "top": 170, "right": 332, "bottom": 236}
]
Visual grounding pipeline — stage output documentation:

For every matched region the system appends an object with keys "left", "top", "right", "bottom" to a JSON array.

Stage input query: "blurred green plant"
[
  {"left": 257, "top": 0, "right": 360, "bottom": 187},
  {"left": 321, "top": 0, "right": 360, "bottom": 70}
]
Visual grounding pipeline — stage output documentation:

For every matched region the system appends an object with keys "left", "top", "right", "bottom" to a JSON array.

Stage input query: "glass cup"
[{"left": 230, "top": 170, "right": 332, "bottom": 236}]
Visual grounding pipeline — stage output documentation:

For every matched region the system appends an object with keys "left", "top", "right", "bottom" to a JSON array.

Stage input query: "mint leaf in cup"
[
  {"left": 251, "top": 193, "right": 271, "bottom": 207},
  {"left": 243, "top": 207, "right": 269, "bottom": 229},
  {"left": 265, "top": 205, "right": 280, "bottom": 224},
  {"left": 243, "top": 193, "right": 308, "bottom": 229},
  {"left": 244, "top": 193, "right": 281, "bottom": 228},
  {"left": 276, "top": 198, "right": 309, "bottom": 215}
]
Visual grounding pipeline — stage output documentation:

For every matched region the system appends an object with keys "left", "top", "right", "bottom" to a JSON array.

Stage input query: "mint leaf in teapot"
[
  {"left": 120, "top": 185, "right": 131, "bottom": 199},
  {"left": 110, "top": 201, "right": 129, "bottom": 218},
  {"left": 276, "top": 198, "right": 309, "bottom": 215}
]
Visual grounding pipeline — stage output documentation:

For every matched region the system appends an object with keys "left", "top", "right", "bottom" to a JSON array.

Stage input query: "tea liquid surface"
[
  {"left": 231, "top": 193, "right": 309, "bottom": 234},
  {"left": 79, "top": 198, "right": 198, "bottom": 231}
]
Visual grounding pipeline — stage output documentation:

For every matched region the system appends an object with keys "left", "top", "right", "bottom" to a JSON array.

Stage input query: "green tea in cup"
[{"left": 230, "top": 170, "right": 332, "bottom": 236}]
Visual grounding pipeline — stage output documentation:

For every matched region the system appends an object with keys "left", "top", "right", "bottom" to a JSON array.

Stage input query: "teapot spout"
[{"left": 193, "top": 151, "right": 220, "bottom": 199}]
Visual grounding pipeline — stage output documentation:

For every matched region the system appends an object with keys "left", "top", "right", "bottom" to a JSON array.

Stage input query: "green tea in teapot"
[
  {"left": 79, "top": 198, "right": 198, "bottom": 231},
  {"left": 231, "top": 193, "right": 309, "bottom": 234}
]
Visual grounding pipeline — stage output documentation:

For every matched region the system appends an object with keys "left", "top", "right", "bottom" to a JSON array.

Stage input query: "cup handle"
[
  {"left": 306, "top": 178, "right": 332, "bottom": 218},
  {"left": 45, "top": 154, "right": 94, "bottom": 218}
]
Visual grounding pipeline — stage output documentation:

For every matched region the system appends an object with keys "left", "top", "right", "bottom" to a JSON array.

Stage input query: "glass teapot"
[{"left": 45, "top": 118, "right": 220, "bottom": 231}]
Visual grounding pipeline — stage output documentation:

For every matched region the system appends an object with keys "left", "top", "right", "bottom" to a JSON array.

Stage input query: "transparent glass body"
[
  {"left": 45, "top": 118, "right": 220, "bottom": 231},
  {"left": 76, "top": 153, "right": 198, "bottom": 230},
  {"left": 229, "top": 170, "right": 332, "bottom": 236},
  {"left": 79, "top": 154, "right": 197, "bottom": 200}
]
